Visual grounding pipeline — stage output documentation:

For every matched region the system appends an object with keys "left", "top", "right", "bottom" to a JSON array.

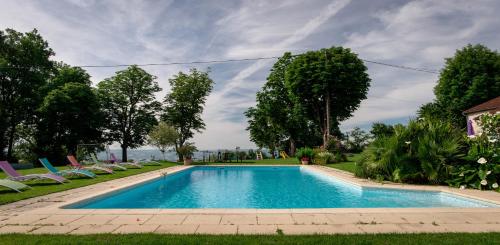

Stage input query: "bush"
[
  {"left": 295, "top": 147, "right": 314, "bottom": 162},
  {"left": 447, "top": 125, "right": 499, "bottom": 190},
  {"left": 314, "top": 151, "right": 334, "bottom": 165},
  {"left": 355, "top": 118, "right": 464, "bottom": 184}
]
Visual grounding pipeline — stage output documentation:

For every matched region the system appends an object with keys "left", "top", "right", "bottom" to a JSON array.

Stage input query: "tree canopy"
[
  {"left": 97, "top": 65, "right": 162, "bottom": 161},
  {"left": 162, "top": 68, "right": 213, "bottom": 161},
  {"left": 0, "top": 29, "right": 54, "bottom": 160},
  {"left": 285, "top": 46, "right": 370, "bottom": 146},
  {"left": 36, "top": 82, "right": 105, "bottom": 163},
  {"left": 432, "top": 44, "right": 500, "bottom": 127},
  {"left": 148, "top": 121, "right": 178, "bottom": 160}
]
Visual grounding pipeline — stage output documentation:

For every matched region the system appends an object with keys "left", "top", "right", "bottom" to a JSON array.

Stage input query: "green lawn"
[
  {"left": 325, "top": 153, "right": 361, "bottom": 174},
  {"left": 0, "top": 162, "right": 177, "bottom": 205},
  {"left": 1, "top": 233, "right": 499, "bottom": 245}
]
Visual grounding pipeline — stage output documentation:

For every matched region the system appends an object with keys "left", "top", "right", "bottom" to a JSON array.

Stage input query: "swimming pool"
[{"left": 68, "top": 166, "right": 498, "bottom": 209}]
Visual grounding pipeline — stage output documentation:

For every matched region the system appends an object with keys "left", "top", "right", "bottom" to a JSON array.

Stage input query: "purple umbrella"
[{"left": 467, "top": 119, "right": 475, "bottom": 136}]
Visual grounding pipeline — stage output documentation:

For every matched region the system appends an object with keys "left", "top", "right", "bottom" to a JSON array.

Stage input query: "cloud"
[{"left": 2, "top": 0, "right": 500, "bottom": 149}]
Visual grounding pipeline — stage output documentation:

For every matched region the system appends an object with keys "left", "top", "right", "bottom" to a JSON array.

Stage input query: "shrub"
[
  {"left": 354, "top": 118, "right": 464, "bottom": 184},
  {"left": 177, "top": 143, "right": 197, "bottom": 160},
  {"left": 314, "top": 151, "right": 334, "bottom": 165},
  {"left": 447, "top": 134, "right": 499, "bottom": 190},
  {"left": 295, "top": 147, "right": 314, "bottom": 162}
]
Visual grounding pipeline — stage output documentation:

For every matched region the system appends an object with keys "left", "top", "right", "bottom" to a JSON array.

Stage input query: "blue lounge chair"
[{"left": 39, "top": 158, "right": 96, "bottom": 178}]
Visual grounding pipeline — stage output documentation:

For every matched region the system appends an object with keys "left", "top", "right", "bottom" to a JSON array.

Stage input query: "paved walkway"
[{"left": 0, "top": 165, "right": 499, "bottom": 235}]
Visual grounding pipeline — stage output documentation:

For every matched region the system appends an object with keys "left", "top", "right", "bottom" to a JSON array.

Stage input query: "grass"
[
  {"left": 325, "top": 153, "right": 361, "bottom": 174},
  {"left": 0, "top": 233, "right": 499, "bottom": 244},
  {"left": 0, "top": 162, "right": 177, "bottom": 205}
]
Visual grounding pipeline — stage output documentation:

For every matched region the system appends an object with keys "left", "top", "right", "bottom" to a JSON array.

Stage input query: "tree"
[
  {"left": 434, "top": 44, "right": 500, "bottom": 127},
  {"left": 244, "top": 107, "right": 281, "bottom": 156},
  {"left": 346, "top": 127, "right": 371, "bottom": 153},
  {"left": 36, "top": 82, "right": 105, "bottom": 164},
  {"left": 370, "top": 122, "right": 394, "bottom": 139},
  {"left": 285, "top": 46, "right": 371, "bottom": 146},
  {"left": 0, "top": 29, "right": 54, "bottom": 160},
  {"left": 162, "top": 68, "right": 213, "bottom": 161},
  {"left": 97, "top": 65, "right": 161, "bottom": 162},
  {"left": 148, "top": 121, "right": 178, "bottom": 160}
]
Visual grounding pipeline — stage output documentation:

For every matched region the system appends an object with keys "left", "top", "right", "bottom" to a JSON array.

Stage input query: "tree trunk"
[
  {"left": 324, "top": 92, "right": 331, "bottom": 147},
  {"left": 121, "top": 145, "right": 128, "bottom": 162},
  {"left": 6, "top": 122, "right": 16, "bottom": 161},
  {"left": 289, "top": 138, "right": 296, "bottom": 156}
]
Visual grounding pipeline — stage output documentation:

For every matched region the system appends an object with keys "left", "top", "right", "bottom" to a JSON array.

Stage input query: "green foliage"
[
  {"left": 346, "top": 127, "right": 371, "bottom": 153},
  {"left": 433, "top": 44, "right": 500, "bottom": 127},
  {"left": 285, "top": 46, "right": 370, "bottom": 145},
  {"left": 245, "top": 53, "right": 321, "bottom": 155},
  {"left": 97, "top": 65, "right": 161, "bottom": 161},
  {"left": 162, "top": 68, "right": 213, "bottom": 160},
  {"left": 295, "top": 147, "right": 314, "bottom": 161},
  {"left": 244, "top": 107, "right": 280, "bottom": 152},
  {"left": 314, "top": 151, "right": 335, "bottom": 165},
  {"left": 36, "top": 82, "right": 105, "bottom": 164},
  {"left": 0, "top": 28, "right": 54, "bottom": 160},
  {"left": 477, "top": 113, "right": 500, "bottom": 141},
  {"left": 177, "top": 143, "right": 197, "bottom": 159},
  {"left": 447, "top": 122, "right": 499, "bottom": 190},
  {"left": 247, "top": 149, "right": 256, "bottom": 159},
  {"left": 370, "top": 123, "right": 394, "bottom": 139},
  {"left": 355, "top": 118, "right": 465, "bottom": 184},
  {"left": 148, "top": 122, "right": 178, "bottom": 160}
]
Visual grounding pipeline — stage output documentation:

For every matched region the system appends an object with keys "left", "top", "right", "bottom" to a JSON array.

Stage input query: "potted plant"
[
  {"left": 177, "top": 143, "right": 197, "bottom": 165},
  {"left": 296, "top": 147, "right": 314, "bottom": 165}
]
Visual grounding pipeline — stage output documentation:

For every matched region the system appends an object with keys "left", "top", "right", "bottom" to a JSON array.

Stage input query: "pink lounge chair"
[
  {"left": 0, "top": 161, "right": 67, "bottom": 183},
  {"left": 67, "top": 155, "right": 113, "bottom": 174}
]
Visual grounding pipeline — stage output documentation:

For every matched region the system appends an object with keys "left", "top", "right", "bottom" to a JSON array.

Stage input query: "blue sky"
[{"left": 2, "top": 0, "right": 500, "bottom": 149}]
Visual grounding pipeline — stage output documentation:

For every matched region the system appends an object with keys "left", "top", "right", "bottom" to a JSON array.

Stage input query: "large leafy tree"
[
  {"left": 36, "top": 82, "right": 105, "bottom": 164},
  {"left": 97, "top": 65, "right": 162, "bottom": 161},
  {"left": 285, "top": 47, "right": 371, "bottom": 146},
  {"left": 0, "top": 29, "right": 54, "bottom": 160},
  {"left": 433, "top": 44, "right": 500, "bottom": 127},
  {"left": 162, "top": 68, "right": 213, "bottom": 161},
  {"left": 244, "top": 107, "right": 281, "bottom": 156},
  {"left": 245, "top": 53, "right": 321, "bottom": 155}
]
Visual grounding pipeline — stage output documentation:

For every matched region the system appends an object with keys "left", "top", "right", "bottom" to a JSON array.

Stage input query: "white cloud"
[{"left": 2, "top": 0, "right": 500, "bottom": 149}]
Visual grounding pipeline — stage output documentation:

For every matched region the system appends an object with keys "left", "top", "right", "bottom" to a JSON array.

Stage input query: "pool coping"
[{"left": 1, "top": 164, "right": 499, "bottom": 234}]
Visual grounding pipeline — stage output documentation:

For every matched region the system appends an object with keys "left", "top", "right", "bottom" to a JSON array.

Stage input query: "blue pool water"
[{"left": 69, "top": 166, "right": 498, "bottom": 209}]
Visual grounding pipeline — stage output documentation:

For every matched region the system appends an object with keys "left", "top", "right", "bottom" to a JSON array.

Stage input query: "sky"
[{"left": 1, "top": 0, "right": 500, "bottom": 150}]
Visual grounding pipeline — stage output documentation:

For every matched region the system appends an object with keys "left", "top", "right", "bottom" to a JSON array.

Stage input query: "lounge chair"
[
  {"left": 0, "top": 161, "right": 67, "bottom": 183},
  {"left": 108, "top": 153, "right": 142, "bottom": 168},
  {"left": 39, "top": 158, "right": 96, "bottom": 178},
  {"left": 0, "top": 179, "right": 31, "bottom": 192},
  {"left": 87, "top": 154, "right": 128, "bottom": 170},
  {"left": 67, "top": 155, "right": 113, "bottom": 174},
  {"left": 138, "top": 158, "right": 162, "bottom": 165}
]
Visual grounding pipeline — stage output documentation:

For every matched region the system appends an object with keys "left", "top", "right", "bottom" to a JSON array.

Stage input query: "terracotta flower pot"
[
  {"left": 301, "top": 157, "right": 309, "bottom": 165},
  {"left": 183, "top": 158, "right": 193, "bottom": 165}
]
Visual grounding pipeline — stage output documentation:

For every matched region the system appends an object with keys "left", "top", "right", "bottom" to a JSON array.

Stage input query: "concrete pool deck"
[{"left": 0, "top": 164, "right": 499, "bottom": 235}]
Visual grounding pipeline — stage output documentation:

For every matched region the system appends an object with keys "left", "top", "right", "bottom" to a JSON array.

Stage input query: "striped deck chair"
[
  {"left": 89, "top": 154, "right": 129, "bottom": 170},
  {"left": 67, "top": 155, "right": 113, "bottom": 174},
  {"left": 0, "top": 179, "right": 31, "bottom": 192},
  {"left": 0, "top": 161, "right": 67, "bottom": 183},
  {"left": 109, "top": 153, "right": 142, "bottom": 168},
  {"left": 39, "top": 158, "right": 96, "bottom": 178}
]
